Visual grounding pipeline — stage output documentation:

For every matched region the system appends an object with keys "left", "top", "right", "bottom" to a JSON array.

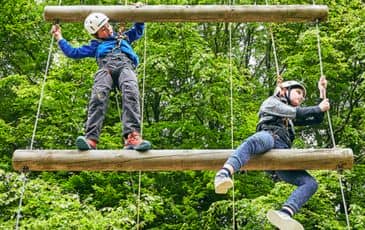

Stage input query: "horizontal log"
[
  {"left": 44, "top": 5, "right": 328, "bottom": 23},
  {"left": 12, "top": 148, "right": 353, "bottom": 172}
]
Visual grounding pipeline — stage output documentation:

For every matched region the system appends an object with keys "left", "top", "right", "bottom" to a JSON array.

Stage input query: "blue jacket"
[{"left": 57, "top": 23, "right": 144, "bottom": 66}]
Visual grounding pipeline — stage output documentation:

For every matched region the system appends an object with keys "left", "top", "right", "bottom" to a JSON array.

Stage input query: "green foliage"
[
  {"left": 0, "top": 0, "right": 51, "bottom": 78},
  {"left": 0, "top": 0, "right": 364, "bottom": 229},
  {"left": 0, "top": 170, "right": 164, "bottom": 229}
]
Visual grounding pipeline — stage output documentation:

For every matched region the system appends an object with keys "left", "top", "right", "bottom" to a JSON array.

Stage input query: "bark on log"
[
  {"left": 44, "top": 5, "right": 328, "bottom": 23},
  {"left": 13, "top": 148, "right": 353, "bottom": 171}
]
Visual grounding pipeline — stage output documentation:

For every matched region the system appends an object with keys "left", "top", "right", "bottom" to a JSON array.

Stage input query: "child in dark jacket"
[
  {"left": 52, "top": 11, "right": 151, "bottom": 151},
  {"left": 214, "top": 77, "right": 330, "bottom": 230}
]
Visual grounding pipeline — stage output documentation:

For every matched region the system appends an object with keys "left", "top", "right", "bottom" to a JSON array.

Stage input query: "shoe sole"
[
  {"left": 76, "top": 136, "right": 92, "bottom": 151},
  {"left": 267, "top": 210, "right": 304, "bottom": 230},
  {"left": 133, "top": 141, "right": 152, "bottom": 151},
  {"left": 215, "top": 178, "right": 233, "bottom": 194}
]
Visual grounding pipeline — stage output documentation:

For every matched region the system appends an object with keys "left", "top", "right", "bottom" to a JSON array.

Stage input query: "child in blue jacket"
[
  {"left": 52, "top": 11, "right": 151, "bottom": 151},
  {"left": 215, "top": 78, "right": 330, "bottom": 230}
]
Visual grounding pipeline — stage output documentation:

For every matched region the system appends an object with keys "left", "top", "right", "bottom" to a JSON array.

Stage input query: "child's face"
[
  {"left": 96, "top": 22, "right": 113, "bottom": 39},
  {"left": 288, "top": 88, "right": 305, "bottom": 106}
]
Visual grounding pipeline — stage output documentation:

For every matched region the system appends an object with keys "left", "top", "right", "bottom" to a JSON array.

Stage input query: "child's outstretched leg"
[
  {"left": 214, "top": 131, "right": 275, "bottom": 194},
  {"left": 267, "top": 170, "right": 317, "bottom": 230}
]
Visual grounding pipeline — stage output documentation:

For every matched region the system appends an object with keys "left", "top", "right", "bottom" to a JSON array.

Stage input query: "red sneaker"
[{"left": 124, "top": 131, "right": 151, "bottom": 151}]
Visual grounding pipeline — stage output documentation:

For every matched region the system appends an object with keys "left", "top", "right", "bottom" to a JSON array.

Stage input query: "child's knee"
[
  {"left": 250, "top": 131, "right": 275, "bottom": 150},
  {"left": 306, "top": 178, "right": 318, "bottom": 194},
  {"left": 91, "top": 83, "right": 111, "bottom": 105}
]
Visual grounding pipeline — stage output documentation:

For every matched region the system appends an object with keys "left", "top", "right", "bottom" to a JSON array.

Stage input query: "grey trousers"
[{"left": 85, "top": 52, "right": 141, "bottom": 142}]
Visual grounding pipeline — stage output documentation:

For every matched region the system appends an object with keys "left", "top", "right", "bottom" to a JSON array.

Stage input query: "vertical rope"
[
  {"left": 140, "top": 16, "right": 147, "bottom": 137},
  {"left": 228, "top": 1, "right": 235, "bottom": 228},
  {"left": 115, "top": 2, "right": 144, "bottom": 228},
  {"left": 338, "top": 172, "right": 350, "bottom": 229},
  {"left": 15, "top": 170, "right": 28, "bottom": 230},
  {"left": 313, "top": 1, "right": 350, "bottom": 228},
  {"left": 137, "top": 1, "right": 148, "bottom": 229},
  {"left": 265, "top": 0, "right": 282, "bottom": 85},
  {"left": 229, "top": 7, "right": 234, "bottom": 151},
  {"left": 16, "top": 1, "right": 62, "bottom": 228},
  {"left": 115, "top": 93, "right": 123, "bottom": 143},
  {"left": 314, "top": 21, "right": 337, "bottom": 148}
]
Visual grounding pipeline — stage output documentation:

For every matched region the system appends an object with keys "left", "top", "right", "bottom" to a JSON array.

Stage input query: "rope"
[
  {"left": 114, "top": 93, "right": 123, "bottom": 141},
  {"left": 314, "top": 21, "right": 337, "bottom": 148},
  {"left": 265, "top": 0, "right": 282, "bottom": 85},
  {"left": 115, "top": 1, "right": 144, "bottom": 228},
  {"left": 16, "top": 1, "right": 62, "bottom": 228},
  {"left": 338, "top": 171, "right": 350, "bottom": 229},
  {"left": 30, "top": 34, "right": 55, "bottom": 150},
  {"left": 15, "top": 170, "right": 28, "bottom": 230},
  {"left": 228, "top": 1, "right": 236, "bottom": 228},
  {"left": 140, "top": 12, "right": 148, "bottom": 138},
  {"left": 312, "top": 1, "right": 350, "bottom": 228},
  {"left": 137, "top": 1, "right": 148, "bottom": 229}
]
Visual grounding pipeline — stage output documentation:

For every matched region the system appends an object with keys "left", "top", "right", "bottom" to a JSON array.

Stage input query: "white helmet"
[
  {"left": 84, "top": 12, "right": 109, "bottom": 34},
  {"left": 274, "top": 80, "right": 307, "bottom": 97}
]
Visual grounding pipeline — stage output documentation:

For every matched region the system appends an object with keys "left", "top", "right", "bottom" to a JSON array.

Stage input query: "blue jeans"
[{"left": 225, "top": 130, "right": 318, "bottom": 214}]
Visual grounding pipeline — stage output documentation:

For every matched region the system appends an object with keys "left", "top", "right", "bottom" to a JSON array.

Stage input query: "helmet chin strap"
[{"left": 285, "top": 88, "right": 293, "bottom": 105}]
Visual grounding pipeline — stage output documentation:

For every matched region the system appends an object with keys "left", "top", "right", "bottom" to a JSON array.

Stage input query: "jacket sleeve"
[
  {"left": 294, "top": 99, "right": 324, "bottom": 126},
  {"left": 124, "top": 23, "right": 144, "bottom": 43},
  {"left": 58, "top": 39, "right": 98, "bottom": 59},
  {"left": 259, "top": 96, "right": 297, "bottom": 119},
  {"left": 259, "top": 96, "right": 324, "bottom": 126}
]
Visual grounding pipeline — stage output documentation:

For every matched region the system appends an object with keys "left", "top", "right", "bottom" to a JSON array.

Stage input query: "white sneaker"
[
  {"left": 214, "top": 172, "right": 233, "bottom": 194},
  {"left": 267, "top": 210, "right": 304, "bottom": 230}
]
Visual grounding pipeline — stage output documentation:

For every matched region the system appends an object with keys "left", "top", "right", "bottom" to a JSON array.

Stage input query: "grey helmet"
[{"left": 274, "top": 80, "right": 307, "bottom": 97}]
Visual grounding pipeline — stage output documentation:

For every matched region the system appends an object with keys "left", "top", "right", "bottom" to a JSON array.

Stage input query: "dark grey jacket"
[{"left": 256, "top": 96, "right": 324, "bottom": 146}]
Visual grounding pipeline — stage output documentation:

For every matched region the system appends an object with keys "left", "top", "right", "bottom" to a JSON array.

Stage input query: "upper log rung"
[{"left": 44, "top": 5, "right": 328, "bottom": 23}]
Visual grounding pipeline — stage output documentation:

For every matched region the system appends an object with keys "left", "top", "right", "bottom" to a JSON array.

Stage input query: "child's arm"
[
  {"left": 123, "top": 2, "right": 145, "bottom": 43},
  {"left": 58, "top": 40, "right": 98, "bottom": 59},
  {"left": 124, "top": 23, "right": 145, "bottom": 43},
  {"left": 51, "top": 24, "right": 98, "bottom": 59},
  {"left": 294, "top": 77, "right": 330, "bottom": 125}
]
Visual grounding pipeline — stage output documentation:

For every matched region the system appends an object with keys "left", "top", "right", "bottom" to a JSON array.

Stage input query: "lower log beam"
[{"left": 12, "top": 148, "right": 353, "bottom": 171}]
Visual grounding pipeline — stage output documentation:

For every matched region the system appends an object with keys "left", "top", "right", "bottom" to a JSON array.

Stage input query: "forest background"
[{"left": 0, "top": 0, "right": 364, "bottom": 229}]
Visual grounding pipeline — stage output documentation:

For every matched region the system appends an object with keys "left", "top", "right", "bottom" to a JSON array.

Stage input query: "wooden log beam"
[
  {"left": 44, "top": 5, "right": 328, "bottom": 23},
  {"left": 13, "top": 148, "right": 353, "bottom": 172}
]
